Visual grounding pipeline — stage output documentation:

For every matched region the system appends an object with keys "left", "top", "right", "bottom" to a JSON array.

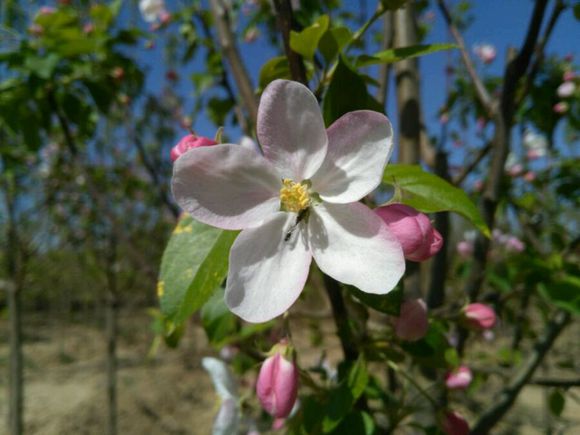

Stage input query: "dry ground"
[{"left": 0, "top": 311, "right": 578, "bottom": 434}]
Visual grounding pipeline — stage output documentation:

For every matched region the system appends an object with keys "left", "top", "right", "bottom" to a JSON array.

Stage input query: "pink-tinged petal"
[
  {"left": 312, "top": 111, "right": 393, "bottom": 203},
  {"left": 445, "top": 365, "right": 473, "bottom": 390},
  {"left": 308, "top": 202, "right": 405, "bottom": 294},
  {"left": 462, "top": 303, "right": 496, "bottom": 330},
  {"left": 172, "top": 144, "right": 280, "bottom": 230},
  {"left": 257, "top": 80, "right": 327, "bottom": 180},
  {"left": 225, "top": 213, "right": 312, "bottom": 323},
  {"left": 394, "top": 299, "right": 429, "bottom": 341}
]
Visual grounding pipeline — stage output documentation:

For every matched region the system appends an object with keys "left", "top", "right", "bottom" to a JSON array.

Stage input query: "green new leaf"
[
  {"left": 538, "top": 275, "right": 580, "bottom": 315},
  {"left": 258, "top": 56, "right": 291, "bottom": 90},
  {"left": 323, "top": 56, "right": 383, "bottom": 126},
  {"left": 158, "top": 215, "right": 238, "bottom": 326},
  {"left": 290, "top": 15, "right": 329, "bottom": 60},
  {"left": 319, "top": 26, "right": 352, "bottom": 63},
  {"left": 382, "top": 164, "right": 490, "bottom": 236},
  {"left": 357, "top": 43, "right": 457, "bottom": 67},
  {"left": 349, "top": 285, "right": 402, "bottom": 316}
]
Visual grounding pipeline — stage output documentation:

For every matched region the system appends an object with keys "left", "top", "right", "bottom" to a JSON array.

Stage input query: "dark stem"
[
  {"left": 452, "top": 142, "right": 491, "bottom": 186},
  {"left": 471, "top": 310, "right": 570, "bottom": 435},
  {"left": 272, "top": 0, "right": 308, "bottom": 85}
]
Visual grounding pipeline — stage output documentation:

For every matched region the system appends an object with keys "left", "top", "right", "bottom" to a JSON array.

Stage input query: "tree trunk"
[
  {"left": 4, "top": 183, "right": 24, "bottom": 435},
  {"left": 105, "top": 238, "right": 118, "bottom": 435}
]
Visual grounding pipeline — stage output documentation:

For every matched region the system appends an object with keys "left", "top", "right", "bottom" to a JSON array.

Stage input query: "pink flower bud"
[
  {"left": 474, "top": 43, "right": 496, "bottom": 64},
  {"left": 456, "top": 240, "right": 474, "bottom": 258},
  {"left": 439, "top": 112, "right": 449, "bottom": 125},
  {"left": 256, "top": 353, "right": 298, "bottom": 418},
  {"left": 170, "top": 134, "right": 218, "bottom": 162},
  {"left": 505, "top": 236, "right": 525, "bottom": 252},
  {"left": 563, "top": 71, "right": 575, "bottom": 82},
  {"left": 442, "top": 411, "right": 470, "bottom": 435},
  {"left": 462, "top": 303, "right": 496, "bottom": 330},
  {"left": 83, "top": 23, "right": 95, "bottom": 34},
  {"left": 394, "top": 298, "right": 429, "bottom": 341},
  {"left": 445, "top": 365, "right": 473, "bottom": 390},
  {"left": 553, "top": 101, "right": 569, "bottom": 114},
  {"left": 375, "top": 204, "right": 443, "bottom": 262},
  {"left": 523, "top": 171, "right": 536, "bottom": 182},
  {"left": 507, "top": 163, "right": 523, "bottom": 177}
]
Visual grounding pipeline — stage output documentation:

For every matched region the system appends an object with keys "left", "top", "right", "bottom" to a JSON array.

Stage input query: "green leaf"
[
  {"left": 322, "top": 356, "right": 368, "bottom": 433},
  {"left": 323, "top": 56, "right": 383, "bottom": 126},
  {"left": 538, "top": 275, "right": 580, "bottom": 315},
  {"left": 24, "top": 53, "right": 60, "bottom": 79},
  {"left": 258, "top": 56, "right": 291, "bottom": 90},
  {"left": 382, "top": 164, "right": 490, "bottom": 236},
  {"left": 548, "top": 389, "right": 565, "bottom": 417},
  {"left": 333, "top": 411, "right": 375, "bottom": 435},
  {"left": 158, "top": 216, "right": 238, "bottom": 325},
  {"left": 290, "top": 15, "right": 329, "bottom": 60},
  {"left": 349, "top": 285, "right": 402, "bottom": 316},
  {"left": 357, "top": 43, "right": 458, "bottom": 67},
  {"left": 319, "top": 26, "right": 352, "bottom": 63},
  {"left": 200, "top": 288, "right": 237, "bottom": 346}
]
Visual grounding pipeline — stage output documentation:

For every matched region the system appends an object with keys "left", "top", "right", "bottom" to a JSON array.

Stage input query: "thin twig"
[
  {"left": 208, "top": 0, "right": 258, "bottom": 126},
  {"left": 471, "top": 310, "right": 570, "bottom": 435},
  {"left": 272, "top": 0, "right": 308, "bottom": 85},
  {"left": 452, "top": 142, "right": 491, "bottom": 185},
  {"left": 530, "top": 378, "right": 580, "bottom": 388},
  {"left": 437, "top": 0, "right": 495, "bottom": 116}
]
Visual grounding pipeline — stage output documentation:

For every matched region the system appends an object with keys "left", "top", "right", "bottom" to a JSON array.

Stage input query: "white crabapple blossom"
[
  {"left": 172, "top": 80, "right": 405, "bottom": 323},
  {"left": 138, "top": 0, "right": 167, "bottom": 23}
]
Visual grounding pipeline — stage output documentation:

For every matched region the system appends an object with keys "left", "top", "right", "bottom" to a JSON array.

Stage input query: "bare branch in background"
[
  {"left": 272, "top": 0, "right": 308, "bottom": 85},
  {"left": 376, "top": 12, "right": 394, "bottom": 106},
  {"left": 437, "top": 0, "right": 495, "bottom": 116},
  {"left": 452, "top": 142, "right": 491, "bottom": 186},
  {"left": 209, "top": 0, "right": 259, "bottom": 127},
  {"left": 472, "top": 310, "right": 571, "bottom": 434}
]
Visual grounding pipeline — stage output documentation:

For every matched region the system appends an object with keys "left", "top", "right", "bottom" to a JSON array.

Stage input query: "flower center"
[{"left": 279, "top": 179, "right": 311, "bottom": 213}]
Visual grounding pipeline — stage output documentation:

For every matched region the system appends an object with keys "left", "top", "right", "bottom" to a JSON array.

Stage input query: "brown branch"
[
  {"left": 208, "top": 0, "right": 258, "bottom": 126},
  {"left": 272, "top": 0, "right": 308, "bottom": 85},
  {"left": 437, "top": 0, "right": 495, "bottom": 116},
  {"left": 530, "top": 378, "right": 580, "bottom": 388},
  {"left": 453, "top": 142, "right": 491, "bottom": 186},
  {"left": 472, "top": 310, "right": 571, "bottom": 435}
]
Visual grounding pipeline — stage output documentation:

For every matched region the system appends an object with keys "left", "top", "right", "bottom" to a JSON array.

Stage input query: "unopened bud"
[
  {"left": 445, "top": 365, "right": 473, "bottom": 390},
  {"left": 375, "top": 204, "right": 443, "bottom": 262},
  {"left": 394, "top": 298, "right": 429, "bottom": 341},
  {"left": 256, "top": 351, "right": 298, "bottom": 418},
  {"left": 462, "top": 303, "right": 496, "bottom": 330},
  {"left": 441, "top": 410, "right": 470, "bottom": 435},
  {"left": 170, "top": 134, "right": 217, "bottom": 162}
]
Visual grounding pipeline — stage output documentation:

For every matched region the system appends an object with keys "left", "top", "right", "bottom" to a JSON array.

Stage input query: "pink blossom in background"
[
  {"left": 139, "top": 0, "right": 167, "bottom": 23},
  {"left": 474, "top": 43, "right": 497, "bottom": 64},
  {"left": 557, "top": 81, "right": 575, "bottom": 98},
  {"left": 39, "top": 6, "right": 56, "bottom": 15},
  {"left": 523, "top": 171, "right": 536, "bottom": 182},
  {"left": 456, "top": 240, "right": 474, "bottom": 258},
  {"left": 505, "top": 236, "right": 525, "bottom": 252},
  {"left": 563, "top": 70, "right": 575, "bottom": 82},
  {"left": 474, "top": 179, "right": 484, "bottom": 192},
  {"left": 553, "top": 101, "right": 569, "bottom": 114},
  {"left": 83, "top": 23, "right": 95, "bottom": 34},
  {"left": 375, "top": 204, "right": 443, "bottom": 262},
  {"left": 257, "top": 352, "right": 298, "bottom": 418},
  {"left": 445, "top": 365, "right": 473, "bottom": 390},
  {"left": 244, "top": 27, "right": 259, "bottom": 43},
  {"left": 507, "top": 163, "right": 524, "bottom": 177},
  {"left": 439, "top": 112, "right": 449, "bottom": 124},
  {"left": 442, "top": 411, "right": 470, "bottom": 435},
  {"left": 394, "top": 299, "right": 429, "bottom": 342},
  {"left": 463, "top": 303, "right": 497, "bottom": 330},
  {"left": 28, "top": 24, "right": 43, "bottom": 36},
  {"left": 170, "top": 134, "right": 217, "bottom": 162}
]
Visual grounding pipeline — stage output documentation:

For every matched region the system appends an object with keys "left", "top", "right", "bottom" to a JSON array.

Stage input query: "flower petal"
[
  {"left": 308, "top": 202, "right": 404, "bottom": 294},
  {"left": 172, "top": 144, "right": 281, "bottom": 230},
  {"left": 225, "top": 212, "right": 312, "bottom": 323},
  {"left": 257, "top": 80, "right": 327, "bottom": 180},
  {"left": 312, "top": 111, "right": 393, "bottom": 203}
]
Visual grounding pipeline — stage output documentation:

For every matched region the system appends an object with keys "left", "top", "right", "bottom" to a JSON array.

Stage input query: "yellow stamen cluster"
[{"left": 280, "top": 179, "right": 310, "bottom": 213}]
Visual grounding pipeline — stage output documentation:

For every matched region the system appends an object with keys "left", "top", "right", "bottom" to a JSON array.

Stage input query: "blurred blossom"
[
  {"left": 445, "top": 365, "right": 473, "bottom": 390},
  {"left": 244, "top": 27, "right": 259, "bottom": 43},
  {"left": 505, "top": 236, "right": 525, "bottom": 252},
  {"left": 553, "top": 101, "right": 569, "bottom": 114},
  {"left": 83, "top": 22, "right": 95, "bottom": 34},
  {"left": 557, "top": 81, "right": 575, "bottom": 98},
  {"left": 170, "top": 134, "right": 218, "bottom": 162},
  {"left": 504, "top": 153, "right": 523, "bottom": 177},
  {"left": 257, "top": 350, "right": 299, "bottom": 418},
  {"left": 239, "top": 136, "right": 259, "bottom": 153},
  {"left": 563, "top": 70, "right": 575, "bottom": 82},
  {"left": 139, "top": 0, "right": 167, "bottom": 23},
  {"left": 476, "top": 117, "right": 486, "bottom": 134},
  {"left": 456, "top": 240, "right": 474, "bottom": 258},
  {"left": 522, "top": 130, "right": 548, "bottom": 159},
  {"left": 28, "top": 24, "right": 43, "bottom": 36},
  {"left": 482, "top": 329, "right": 495, "bottom": 341},
  {"left": 523, "top": 171, "right": 536, "bottom": 182},
  {"left": 439, "top": 112, "right": 449, "bottom": 124},
  {"left": 219, "top": 346, "right": 238, "bottom": 362},
  {"left": 462, "top": 303, "right": 496, "bottom": 330},
  {"left": 179, "top": 115, "right": 192, "bottom": 130},
  {"left": 394, "top": 299, "right": 429, "bottom": 341},
  {"left": 473, "top": 43, "right": 496, "bottom": 64},
  {"left": 447, "top": 333, "right": 459, "bottom": 348},
  {"left": 38, "top": 6, "right": 56, "bottom": 15},
  {"left": 202, "top": 357, "right": 240, "bottom": 435},
  {"left": 442, "top": 411, "right": 470, "bottom": 435},
  {"left": 375, "top": 204, "right": 443, "bottom": 262},
  {"left": 111, "top": 67, "right": 125, "bottom": 81},
  {"left": 473, "top": 179, "right": 484, "bottom": 192}
]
